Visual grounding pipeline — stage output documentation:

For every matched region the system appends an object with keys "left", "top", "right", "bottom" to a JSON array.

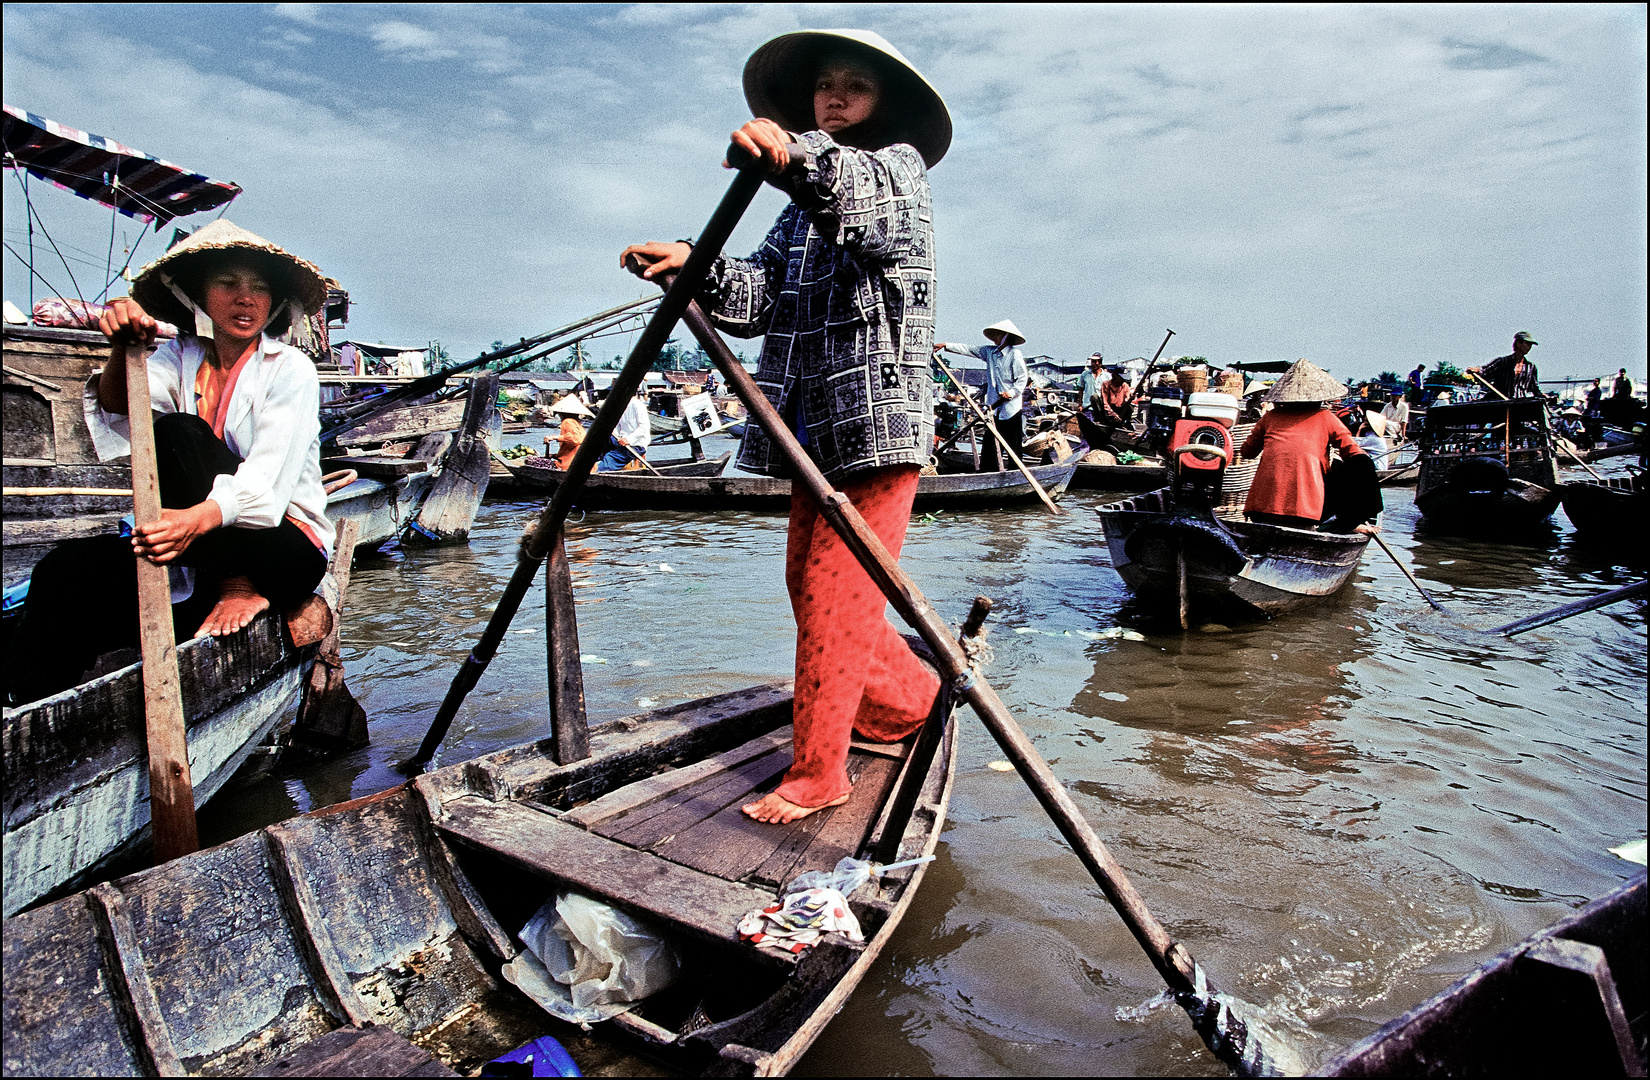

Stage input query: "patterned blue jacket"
[{"left": 705, "top": 130, "right": 936, "bottom": 480}]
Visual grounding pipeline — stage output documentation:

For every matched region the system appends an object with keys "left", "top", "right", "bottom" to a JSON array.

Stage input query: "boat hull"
[
  {"left": 1, "top": 681, "right": 956, "bottom": 1077},
  {"left": 504, "top": 457, "right": 1079, "bottom": 512},
  {"left": 2, "top": 611, "right": 315, "bottom": 917},
  {"left": 1098, "top": 488, "right": 1370, "bottom": 619},
  {"left": 1560, "top": 477, "right": 1647, "bottom": 548},
  {"left": 1414, "top": 398, "right": 1561, "bottom": 532}
]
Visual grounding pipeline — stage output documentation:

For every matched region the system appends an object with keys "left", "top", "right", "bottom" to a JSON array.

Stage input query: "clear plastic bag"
[
  {"left": 502, "top": 892, "right": 678, "bottom": 1027},
  {"left": 784, "top": 855, "right": 936, "bottom": 898}
]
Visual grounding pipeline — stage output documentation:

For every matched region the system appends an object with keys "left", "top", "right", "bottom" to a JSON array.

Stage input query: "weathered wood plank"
[
  {"left": 251, "top": 1023, "right": 457, "bottom": 1077},
  {"left": 1, "top": 893, "right": 150, "bottom": 1077},
  {"left": 112, "top": 833, "right": 336, "bottom": 1076},
  {"left": 87, "top": 882, "right": 185, "bottom": 1076},
  {"left": 544, "top": 535, "right": 590, "bottom": 764},
  {"left": 599, "top": 747, "right": 793, "bottom": 850},
  {"left": 436, "top": 797, "right": 793, "bottom": 965},
  {"left": 344, "top": 400, "right": 467, "bottom": 445},
  {"left": 562, "top": 729, "right": 793, "bottom": 830},
  {"left": 321, "top": 455, "right": 429, "bottom": 479}
]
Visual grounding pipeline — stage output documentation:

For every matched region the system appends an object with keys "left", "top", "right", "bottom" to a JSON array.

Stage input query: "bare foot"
[
  {"left": 742, "top": 790, "right": 850, "bottom": 824},
  {"left": 196, "top": 576, "right": 270, "bottom": 637}
]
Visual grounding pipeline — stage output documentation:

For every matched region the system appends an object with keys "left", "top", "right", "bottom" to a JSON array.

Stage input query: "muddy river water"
[{"left": 209, "top": 436, "right": 1645, "bottom": 1075}]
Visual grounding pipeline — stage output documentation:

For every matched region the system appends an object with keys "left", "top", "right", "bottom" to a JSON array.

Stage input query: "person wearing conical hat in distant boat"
[
  {"left": 937, "top": 320, "right": 1029, "bottom": 471},
  {"left": 618, "top": 29, "right": 949, "bottom": 825},
  {"left": 1467, "top": 332, "right": 1540, "bottom": 400},
  {"left": 548, "top": 395, "right": 593, "bottom": 471},
  {"left": 1239, "top": 360, "right": 1378, "bottom": 534},
  {"left": 9, "top": 221, "right": 334, "bottom": 706}
]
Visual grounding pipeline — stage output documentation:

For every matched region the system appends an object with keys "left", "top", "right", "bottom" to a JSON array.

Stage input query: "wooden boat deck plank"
[
  {"left": 652, "top": 749, "right": 903, "bottom": 885},
  {"left": 597, "top": 746, "right": 794, "bottom": 849},
  {"left": 749, "top": 753, "right": 906, "bottom": 890},
  {"left": 1, "top": 893, "right": 150, "bottom": 1077},
  {"left": 561, "top": 729, "right": 792, "bottom": 830},
  {"left": 435, "top": 797, "right": 796, "bottom": 966},
  {"left": 252, "top": 1023, "right": 458, "bottom": 1077}
]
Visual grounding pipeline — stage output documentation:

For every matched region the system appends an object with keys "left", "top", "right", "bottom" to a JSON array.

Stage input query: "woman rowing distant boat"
[
  {"left": 10, "top": 222, "right": 334, "bottom": 704},
  {"left": 620, "top": 29, "right": 951, "bottom": 824},
  {"left": 1240, "top": 359, "right": 1378, "bottom": 533}
]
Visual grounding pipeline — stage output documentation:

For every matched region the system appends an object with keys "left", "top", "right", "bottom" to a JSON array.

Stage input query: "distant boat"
[
  {"left": 502, "top": 454, "right": 1079, "bottom": 512},
  {"left": 1415, "top": 398, "right": 1561, "bottom": 532},
  {"left": 1097, "top": 487, "right": 1371, "bottom": 626},
  {"left": 1560, "top": 475, "right": 1646, "bottom": 553}
]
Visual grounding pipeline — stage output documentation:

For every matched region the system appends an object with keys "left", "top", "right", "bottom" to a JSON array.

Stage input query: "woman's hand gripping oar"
[
  {"left": 931, "top": 352, "right": 1063, "bottom": 515},
  {"left": 647, "top": 267, "right": 1281, "bottom": 1076},
  {"left": 122, "top": 339, "right": 200, "bottom": 862},
  {"left": 399, "top": 142, "right": 803, "bottom": 774}
]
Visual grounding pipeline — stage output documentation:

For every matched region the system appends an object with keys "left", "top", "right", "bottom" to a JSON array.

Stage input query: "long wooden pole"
[
  {"left": 932, "top": 354, "right": 1062, "bottom": 515},
  {"left": 1490, "top": 580, "right": 1646, "bottom": 636},
  {"left": 671, "top": 291, "right": 1271, "bottom": 1074},
  {"left": 403, "top": 145, "right": 793, "bottom": 772},
  {"left": 1370, "top": 532, "right": 1450, "bottom": 615},
  {"left": 124, "top": 342, "right": 199, "bottom": 862}
]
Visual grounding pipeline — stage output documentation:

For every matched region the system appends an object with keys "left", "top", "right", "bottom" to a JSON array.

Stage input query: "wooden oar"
[
  {"left": 1470, "top": 371, "right": 1607, "bottom": 481},
  {"left": 402, "top": 141, "right": 802, "bottom": 773},
  {"left": 670, "top": 285, "right": 1275, "bottom": 1076},
  {"left": 1490, "top": 580, "right": 1646, "bottom": 636},
  {"left": 123, "top": 342, "right": 199, "bottom": 863},
  {"left": 619, "top": 441, "right": 665, "bottom": 476},
  {"left": 932, "top": 354, "right": 1062, "bottom": 515},
  {"left": 1369, "top": 531, "right": 1451, "bottom": 615},
  {"left": 290, "top": 519, "right": 368, "bottom": 750}
]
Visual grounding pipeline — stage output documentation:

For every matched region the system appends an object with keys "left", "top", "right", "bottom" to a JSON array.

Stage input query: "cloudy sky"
[{"left": 4, "top": 4, "right": 1645, "bottom": 383}]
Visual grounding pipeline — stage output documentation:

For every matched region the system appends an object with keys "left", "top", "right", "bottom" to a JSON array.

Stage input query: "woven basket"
[
  {"left": 1214, "top": 370, "right": 1245, "bottom": 395},
  {"left": 1177, "top": 367, "right": 1209, "bottom": 395}
]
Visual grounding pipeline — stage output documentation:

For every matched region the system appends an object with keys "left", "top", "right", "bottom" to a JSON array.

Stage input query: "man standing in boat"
[
  {"left": 1469, "top": 331, "right": 1540, "bottom": 399},
  {"left": 619, "top": 29, "right": 949, "bottom": 825},
  {"left": 938, "top": 320, "right": 1029, "bottom": 470}
]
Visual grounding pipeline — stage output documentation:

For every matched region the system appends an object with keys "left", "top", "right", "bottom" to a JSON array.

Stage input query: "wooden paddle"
[
  {"left": 1491, "top": 580, "right": 1646, "bottom": 636},
  {"left": 669, "top": 286, "right": 1276, "bottom": 1076},
  {"left": 1369, "top": 531, "right": 1451, "bottom": 615},
  {"left": 932, "top": 354, "right": 1062, "bottom": 515},
  {"left": 123, "top": 342, "right": 199, "bottom": 863}
]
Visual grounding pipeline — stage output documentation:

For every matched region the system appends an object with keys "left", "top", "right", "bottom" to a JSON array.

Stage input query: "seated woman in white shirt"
[
  {"left": 597, "top": 387, "right": 652, "bottom": 471},
  {"left": 10, "top": 222, "right": 333, "bottom": 704}
]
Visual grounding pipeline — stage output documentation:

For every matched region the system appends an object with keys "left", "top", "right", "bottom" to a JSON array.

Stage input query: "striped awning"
[{"left": 2, "top": 104, "right": 240, "bottom": 226}]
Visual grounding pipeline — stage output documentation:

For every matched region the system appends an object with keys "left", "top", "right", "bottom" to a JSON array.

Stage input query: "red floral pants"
[{"left": 775, "top": 465, "right": 940, "bottom": 808}]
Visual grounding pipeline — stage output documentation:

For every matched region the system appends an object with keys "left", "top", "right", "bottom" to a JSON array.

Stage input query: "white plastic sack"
[{"left": 502, "top": 892, "right": 679, "bottom": 1027}]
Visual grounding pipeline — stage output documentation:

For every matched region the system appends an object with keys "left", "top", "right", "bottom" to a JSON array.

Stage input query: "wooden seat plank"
[
  {"left": 767, "top": 753, "right": 904, "bottom": 882},
  {"left": 435, "top": 797, "right": 793, "bottom": 966},
  {"left": 653, "top": 751, "right": 892, "bottom": 884},
  {"left": 252, "top": 1023, "right": 457, "bottom": 1077},
  {"left": 561, "top": 729, "right": 792, "bottom": 830},
  {"left": 598, "top": 748, "right": 793, "bottom": 849}
]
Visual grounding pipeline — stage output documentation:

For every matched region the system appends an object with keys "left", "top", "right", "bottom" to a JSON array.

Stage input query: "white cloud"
[{"left": 2, "top": 4, "right": 1643, "bottom": 382}]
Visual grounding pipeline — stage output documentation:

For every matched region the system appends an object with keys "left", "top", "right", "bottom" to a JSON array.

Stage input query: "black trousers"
[
  {"left": 985, "top": 412, "right": 1024, "bottom": 472},
  {"left": 11, "top": 414, "right": 325, "bottom": 703}
]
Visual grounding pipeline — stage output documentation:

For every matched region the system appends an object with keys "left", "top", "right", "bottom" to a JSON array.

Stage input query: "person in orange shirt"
[
  {"left": 1239, "top": 359, "right": 1369, "bottom": 530},
  {"left": 547, "top": 396, "right": 591, "bottom": 470}
]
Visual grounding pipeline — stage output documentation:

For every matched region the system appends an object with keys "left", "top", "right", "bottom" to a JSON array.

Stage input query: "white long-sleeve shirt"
[
  {"left": 613, "top": 395, "right": 651, "bottom": 453},
  {"left": 84, "top": 334, "right": 335, "bottom": 557},
  {"left": 942, "top": 342, "right": 1028, "bottom": 420}
]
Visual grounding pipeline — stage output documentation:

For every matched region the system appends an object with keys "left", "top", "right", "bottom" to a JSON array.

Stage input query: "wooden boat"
[
  {"left": 1415, "top": 398, "right": 1561, "bottom": 531},
  {"left": 1326, "top": 870, "right": 1646, "bottom": 1075},
  {"left": 1561, "top": 475, "right": 1647, "bottom": 548},
  {"left": 503, "top": 455, "right": 1079, "bottom": 512},
  {"left": 2, "top": 610, "right": 318, "bottom": 918},
  {"left": 1096, "top": 487, "right": 1371, "bottom": 624},
  {"left": 1, "top": 680, "right": 958, "bottom": 1077}
]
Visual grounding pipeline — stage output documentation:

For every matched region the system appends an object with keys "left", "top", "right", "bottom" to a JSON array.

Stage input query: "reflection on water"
[{"left": 205, "top": 440, "right": 1645, "bottom": 1076}]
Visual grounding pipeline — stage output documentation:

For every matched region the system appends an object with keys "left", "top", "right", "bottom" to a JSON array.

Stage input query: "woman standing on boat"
[
  {"left": 621, "top": 29, "right": 950, "bottom": 824},
  {"left": 12, "top": 222, "right": 333, "bottom": 703},
  {"left": 1239, "top": 359, "right": 1371, "bottom": 531}
]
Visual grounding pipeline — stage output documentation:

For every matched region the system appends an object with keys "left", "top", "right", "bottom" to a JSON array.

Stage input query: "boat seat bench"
[{"left": 437, "top": 798, "right": 801, "bottom": 967}]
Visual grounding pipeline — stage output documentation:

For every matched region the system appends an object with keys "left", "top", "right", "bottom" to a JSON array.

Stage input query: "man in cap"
[
  {"left": 1469, "top": 332, "right": 1540, "bottom": 400},
  {"left": 938, "top": 320, "right": 1028, "bottom": 470},
  {"left": 1379, "top": 390, "right": 1410, "bottom": 442}
]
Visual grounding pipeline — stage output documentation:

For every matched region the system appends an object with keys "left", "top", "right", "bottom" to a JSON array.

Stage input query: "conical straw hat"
[
  {"left": 982, "top": 319, "right": 1025, "bottom": 346},
  {"left": 551, "top": 396, "right": 594, "bottom": 418},
  {"left": 1263, "top": 359, "right": 1347, "bottom": 404},
  {"left": 131, "top": 219, "right": 327, "bottom": 328},
  {"left": 1363, "top": 410, "right": 1386, "bottom": 437},
  {"left": 743, "top": 29, "right": 953, "bottom": 168}
]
